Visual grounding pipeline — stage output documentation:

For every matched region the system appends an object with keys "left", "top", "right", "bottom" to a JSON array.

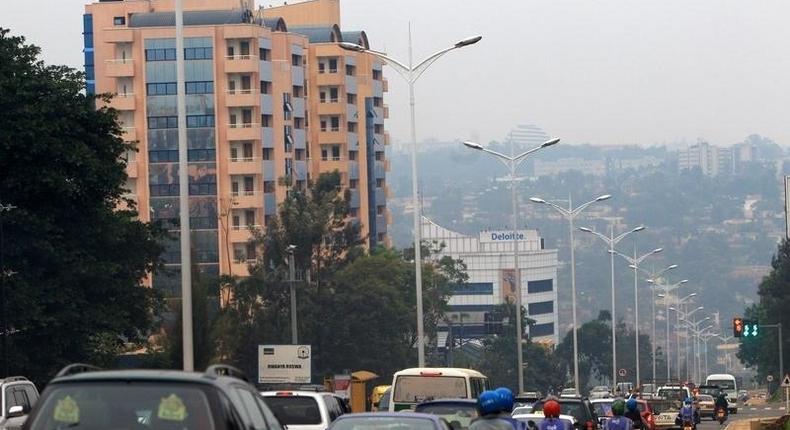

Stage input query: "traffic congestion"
[{"left": 13, "top": 364, "right": 744, "bottom": 430}]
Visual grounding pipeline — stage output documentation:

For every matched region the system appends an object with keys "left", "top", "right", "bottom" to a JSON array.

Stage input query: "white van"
[
  {"left": 706, "top": 374, "right": 738, "bottom": 414},
  {"left": 389, "top": 368, "right": 489, "bottom": 411}
]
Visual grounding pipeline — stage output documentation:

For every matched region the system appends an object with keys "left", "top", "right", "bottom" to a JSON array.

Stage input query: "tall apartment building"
[
  {"left": 678, "top": 140, "right": 733, "bottom": 177},
  {"left": 84, "top": 0, "right": 389, "bottom": 294}
]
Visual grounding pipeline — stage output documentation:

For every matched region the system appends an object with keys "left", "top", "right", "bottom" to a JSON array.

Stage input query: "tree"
[{"left": 0, "top": 29, "right": 163, "bottom": 384}]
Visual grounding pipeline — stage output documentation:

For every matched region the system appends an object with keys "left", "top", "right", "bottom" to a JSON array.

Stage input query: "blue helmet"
[
  {"left": 684, "top": 397, "right": 693, "bottom": 405},
  {"left": 626, "top": 398, "right": 638, "bottom": 412},
  {"left": 478, "top": 390, "right": 500, "bottom": 415},
  {"left": 494, "top": 387, "right": 515, "bottom": 412}
]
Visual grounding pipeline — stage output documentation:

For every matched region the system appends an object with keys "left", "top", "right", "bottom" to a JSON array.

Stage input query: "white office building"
[{"left": 421, "top": 217, "right": 559, "bottom": 346}]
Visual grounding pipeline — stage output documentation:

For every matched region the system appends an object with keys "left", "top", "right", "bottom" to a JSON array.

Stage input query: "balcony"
[
  {"left": 228, "top": 157, "right": 263, "bottom": 175},
  {"left": 225, "top": 55, "right": 258, "bottom": 74},
  {"left": 229, "top": 227, "right": 257, "bottom": 243},
  {"left": 106, "top": 59, "right": 134, "bottom": 77},
  {"left": 319, "top": 128, "right": 345, "bottom": 144},
  {"left": 316, "top": 71, "right": 344, "bottom": 86},
  {"left": 227, "top": 123, "right": 260, "bottom": 141},
  {"left": 319, "top": 157, "right": 345, "bottom": 174},
  {"left": 226, "top": 89, "right": 259, "bottom": 107},
  {"left": 121, "top": 127, "right": 137, "bottom": 142},
  {"left": 125, "top": 161, "right": 138, "bottom": 178},
  {"left": 223, "top": 26, "right": 256, "bottom": 39},
  {"left": 104, "top": 29, "right": 134, "bottom": 43},
  {"left": 112, "top": 93, "right": 136, "bottom": 111},
  {"left": 230, "top": 190, "right": 263, "bottom": 208},
  {"left": 319, "top": 98, "right": 345, "bottom": 115}
]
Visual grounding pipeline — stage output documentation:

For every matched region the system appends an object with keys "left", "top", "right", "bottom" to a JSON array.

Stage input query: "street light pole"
[
  {"left": 612, "top": 247, "right": 663, "bottom": 387},
  {"left": 287, "top": 245, "right": 297, "bottom": 344},
  {"left": 647, "top": 277, "right": 687, "bottom": 381},
  {"left": 530, "top": 194, "right": 612, "bottom": 392},
  {"left": 579, "top": 224, "right": 645, "bottom": 388},
  {"left": 463, "top": 138, "right": 559, "bottom": 394},
  {"left": 341, "top": 33, "right": 482, "bottom": 367}
]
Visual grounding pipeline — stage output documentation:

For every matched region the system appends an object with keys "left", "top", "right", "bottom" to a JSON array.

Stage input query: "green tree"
[{"left": 0, "top": 29, "right": 163, "bottom": 384}]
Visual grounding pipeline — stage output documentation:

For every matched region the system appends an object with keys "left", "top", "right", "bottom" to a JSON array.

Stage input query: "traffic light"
[
  {"left": 743, "top": 320, "right": 759, "bottom": 338},
  {"left": 733, "top": 317, "right": 744, "bottom": 337}
]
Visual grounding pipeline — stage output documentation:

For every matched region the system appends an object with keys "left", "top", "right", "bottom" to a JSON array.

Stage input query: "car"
[
  {"left": 591, "top": 398, "right": 656, "bottom": 430},
  {"left": 415, "top": 399, "right": 479, "bottom": 430},
  {"left": 532, "top": 397, "right": 600, "bottom": 430},
  {"left": 589, "top": 386, "right": 611, "bottom": 400},
  {"left": 695, "top": 395, "right": 715, "bottom": 420},
  {"left": 329, "top": 412, "right": 453, "bottom": 430},
  {"left": 0, "top": 376, "right": 38, "bottom": 430},
  {"left": 515, "top": 392, "right": 542, "bottom": 408},
  {"left": 261, "top": 390, "right": 348, "bottom": 430},
  {"left": 561, "top": 388, "right": 579, "bottom": 398},
  {"left": 514, "top": 413, "right": 577, "bottom": 430},
  {"left": 513, "top": 405, "right": 534, "bottom": 415},
  {"left": 378, "top": 387, "right": 391, "bottom": 412},
  {"left": 23, "top": 363, "right": 280, "bottom": 430}
]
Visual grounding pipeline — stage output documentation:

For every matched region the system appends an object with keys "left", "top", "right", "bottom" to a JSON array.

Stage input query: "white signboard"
[
  {"left": 258, "top": 345, "right": 311, "bottom": 384},
  {"left": 480, "top": 230, "right": 531, "bottom": 243},
  {"left": 785, "top": 176, "right": 790, "bottom": 239}
]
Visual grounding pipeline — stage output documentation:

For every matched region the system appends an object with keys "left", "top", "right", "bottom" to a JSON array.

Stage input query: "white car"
[
  {"left": 514, "top": 413, "right": 576, "bottom": 430},
  {"left": 261, "top": 390, "right": 347, "bottom": 430},
  {"left": 589, "top": 386, "right": 611, "bottom": 400}
]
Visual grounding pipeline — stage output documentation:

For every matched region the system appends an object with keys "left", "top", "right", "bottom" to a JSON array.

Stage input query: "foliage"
[{"left": 0, "top": 28, "right": 163, "bottom": 384}]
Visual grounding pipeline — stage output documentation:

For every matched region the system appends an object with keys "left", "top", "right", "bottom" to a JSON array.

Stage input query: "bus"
[
  {"left": 389, "top": 368, "right": 490, "bottom": 411},
  {"left": 705, "top": 374, "right": 738, "bottom": 414}
]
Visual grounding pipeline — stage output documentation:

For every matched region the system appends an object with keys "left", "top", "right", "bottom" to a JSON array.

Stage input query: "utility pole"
[
  {"left": 0, "top": 202, "right": 16, "bottom": 377},
  {"left": 287, "top": 245, "right": 297, "bottom": 344}
]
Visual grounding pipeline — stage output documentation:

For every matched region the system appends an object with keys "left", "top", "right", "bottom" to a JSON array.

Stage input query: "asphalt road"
[{"left": 695, "top": 404, "right": 787, "bottom": 430}]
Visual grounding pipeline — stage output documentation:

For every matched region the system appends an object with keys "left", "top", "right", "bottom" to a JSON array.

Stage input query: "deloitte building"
[{"left": 421, "top": 217, "right": 560, "bottom": 346}]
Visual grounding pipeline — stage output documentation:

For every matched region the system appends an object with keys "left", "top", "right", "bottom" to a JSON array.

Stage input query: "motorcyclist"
[
  {"left": 494, "top": 387, "right": 526, "bottom": 430},
  {"left": 676, "top": 398, "right": 696, "bottom": 430},
  {"left": 624, "top": 398, "right": 645, "bottom": 430},
  {"left": 470, "top": 391, "right": 518, "bottom": 430},
  {"left": 714, "top": 392, "right": 729, "bottom": 419},
  {"left": 606, "top": 399, "right": 634, "bottom": 430},
  {"left": 538, "top": 399, "right": 568, "bottom": 430}
]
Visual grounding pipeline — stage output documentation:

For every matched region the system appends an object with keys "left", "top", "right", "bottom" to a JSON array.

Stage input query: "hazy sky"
[{"left": 2, "top": 0, "right": 789, "bottom": 147}]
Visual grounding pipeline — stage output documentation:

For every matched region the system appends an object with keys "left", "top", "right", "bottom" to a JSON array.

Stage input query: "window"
[
  {"left": 332, "top": 145, "right": 340, "bottom": 160},
  {"left": 232, "top": 214, "right": 241, "bottom": 229},
  {"left": 318, "top": 62, "right": 326, "bottom": 74},
  {"left": 226, "top": 45, "right": 235, "bottom": 58},
  {"left": 284, "top": 126, "right": 293, "bottom": 152},
  {"left": 372, "top": 69, "right": 382, "bottom": 80},
  {"left": 527, "top": 279, "right": 553, "bottom": 294},
  {"left": 241, "top": 75, "right": 251, "bottom": 92},
  {"left": 184, "top": 47, "right": 213, "bottom": 60},
  {"left": 295, "top": 149, "right": 306, "bottom": 161},
  {"left": 374, "top": 97, "right": 383, "bottom": 107},
  {"left": 376, "top": 178, "right": 384, "bottom": 188},
  {"left": 291, "top": 54, "right": 303, "bottom": 67},
  {"left": 349, "top": 150, "right": 357, "bottom": 161},
  {"left": 347, "top": 93, "right": 357, "bottom": 105},
  {"left": 259, "top": 47, "right": 271, "bottom": 61},
  {"left": 184, "top": 81, "right": 214, "bottom": 94},
  {"left": 293, "top": 85, "right": 304, "bottom": 98},
  {"left": 346, "top": 64, "right": 356, "bottom": 76},
  {"left": 375, "top": 151, "right": 384, "bottom": 161},
  {"left": 145, "top": 48, "right": 176, "bottom": 62},
  {"left": 261, "top": 114, "right": 273, "bottom": 127},
  {"left": 245, "top": 209, "right": 256, "bottom": 227},
  {"left": 262, "top": 148, "right": 273, "bottom": 161},
  {"left": 347, "top": 122, "right": 358, "bottom": 132},
  {"left": 349, "top": 179, "right": 358, "bottom": 189},
  {"left": 263, "top": 181, "right": 275, "bottom": 193},
  {"left": 243, "top": 176, "right": 254, "bottom": 194},
  {"left": 260, "top": 81, "right": 271, "bottom": 94},
  {"left": 374, "top": 124, "right": 384, "bottom": 134},
  {"left": 531, "top": 322, "right": 554, "bottom": 337},
  {"left": 329, "top": 87, "right": 339, "bottom": 102},
  {"left": 528, "top": 301, "right": 554, "bottom": 315},
  {"left": 377, "top": 205, "right": 385, "bottom": 215},
  {"left": 328, "top": 58, "right": 338, "bottom": 73},
  {"left": 113, "top": 16, "right": 126, "bottom": 26},
  {"left": 242, "top": 142, "right": 253, "bottom": 160},
  {"left": 285, "top": 158, "right": 293, "bottom": 176},
  {"left": 283, "top": 93, "right": 293, "bottom": 120},
  {"left": 330, "top": 116, "right": 340, "bottom": 132},
  {"left": 240, "top": 41, "right": 250, "bottom": 57},
  {"left": 294, "top": 118, "right": 304, "bottom": 130},
  {"left": 350, "top": 208, "right": 358, "bottom": 217}
]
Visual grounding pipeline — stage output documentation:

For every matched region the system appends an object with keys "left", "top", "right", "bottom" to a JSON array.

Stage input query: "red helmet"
[{"left": 544, "top": 400, "right": 561, "bottom": 418}]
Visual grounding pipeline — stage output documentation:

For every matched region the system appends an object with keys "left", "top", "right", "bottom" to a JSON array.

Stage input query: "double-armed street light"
[
  {"left": 529, "top": 194, "right": 612, "bottom": 392},
  {"left": 462, "top": 138, "right": 560, "bottom": 393},
  {"left": 579, "top": 225, "right": 645, "bottom": 387},
  {"left": 611, "top": 247, "right": 664, "bottom": 386},
  {"left": 648, "top": 277, "right": 688, "bottom": 380},
  {"left": 636, "top": 264, "right": 678, "bottom": 382},
  {"left": 340, "top": 33, "right": 482, "bottom": 367}
]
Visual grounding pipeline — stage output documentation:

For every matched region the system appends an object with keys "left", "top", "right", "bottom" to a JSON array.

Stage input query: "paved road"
[{"left": 694, "top": 404, "right": 787, "bottom": 430}]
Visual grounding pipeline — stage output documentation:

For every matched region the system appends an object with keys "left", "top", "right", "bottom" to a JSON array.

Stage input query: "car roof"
[
  {"left": 514, "top": 414, "right": 576, "bottom": 422},
  {"left": 261, "top": 390, "right": 330, "bottom": 398},
  {"left": 417, "top": 399, "right": 478, "bottom": 406},
  {"left": 394, "top": 368, "right": 486, "bottom": 378},
  {"left": 50, "top": 369, "right": 237, "bottom": 387},
  {"left": 336, "top": 412, "right": 442, "bottom": 421}
]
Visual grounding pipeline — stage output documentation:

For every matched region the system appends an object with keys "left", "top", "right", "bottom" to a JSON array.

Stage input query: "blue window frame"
[
  {"left": 530, "top": 322, "right": 555, "bottom": 337},
  {"left": 528, "top": 301, "right": 554, "bottom": 315},
  {"left": 450, "top": 282, "right": 494, "bottom": 295},
  {"left": 145, "top": 48, "right": 177, "bottom": 62},
  {"left": 527, "top": 279, "right": 553, "bottom": 294},
  {"left": 148, "top": 115, "right": 214, "bottom": 129},
  {"left": 149, "top": 149, "right": 216, "bottom": 163},
  {"left": 184, "top": 47, "right": 213, "bottom": 60}
]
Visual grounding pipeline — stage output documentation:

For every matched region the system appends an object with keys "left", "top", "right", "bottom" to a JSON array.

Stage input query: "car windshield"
[
  {"left": 593, "top": 402, "right": 612, "bottom": 417},
  {"left": 533, "top": 401, "right": 586, "bottom": 421},
  {"left": 657, "top": 389, "right": 686, "bottom": 401},
  {"left": 28, "top": 382, "right": 216, "bottom": 430},
  {"left": 415, "top": 403, "right": 478, "bottom": 430},
  {"left": 264, "top": 396, "right": 322, "bottom": 425},
  {"left": 393, "top": 376, "right": 466, "bottom": 403},
  {"left": 332, "top": 416, "right": 437, "bottom": 430},
  {"left": 707, "top": 380, "right": 735, "bottom": 390}
]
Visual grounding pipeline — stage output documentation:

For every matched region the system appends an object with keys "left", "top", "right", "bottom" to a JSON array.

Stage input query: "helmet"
[
  {"left": 626, "top": 398, "right": 638, "bottom": 412},
  {"left": 611, "top": 399, "right": 626, "bottom": 416},
  {"left": 494, "top": 387, "right": 515, "bottom": 412},
  {"left": 684, "top": 397, "right": 693, "bottom": 405},
  {"left": 478, "top": 391, "right": 500, "bottom": 416},
  {"left": 543, "top": 399, "right": 561, "bottom": 418}
]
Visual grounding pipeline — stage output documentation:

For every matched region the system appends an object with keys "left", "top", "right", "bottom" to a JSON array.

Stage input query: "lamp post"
[
  {"left": 579, "top": 225, "right": 645, "bottom": 388},
  {"left": 286, "top": 245, "right": 298, "bottom": 344},
  {"left": 611, "top": 247, "right": 663, "bottom": 386},
  {"left": 462, "top": 138, "right": 559, "bottom": 393},
  {"left": 682, "top": 315, "right": 710, "bottom": 383},
  {"left": 700, "top": 329, "right": 718, "bottom": 377},
  {"left": 340, "top": 33, "right": 482, "bottom": 367},
  {"left": 637, "top": 264, "right": 677, "bottom": 383},
  {"left": 529, "top": 194, "right": 612, "bottom": 392},
  {"left": 648, "top": 277, "right": 688, "bottom": 381},
  {"left": 670, "top": 293, "right": 697, "bottom": 379}
]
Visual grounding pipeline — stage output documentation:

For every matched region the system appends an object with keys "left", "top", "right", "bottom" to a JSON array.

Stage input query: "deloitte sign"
[{"left": 481, "top": 230, "right": 529, "bottom": 243}]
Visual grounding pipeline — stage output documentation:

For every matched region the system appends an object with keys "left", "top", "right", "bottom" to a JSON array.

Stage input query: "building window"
[
  {"left": 244, "top": 209, "right": 256, "bottom": 227},
  {"left": 263, "top": 181, "right": 275, "bottom": 193},
  {"left": 291, "top": 54, "right": 303, "bottom": 67},
  {"left": 113, "top": 16, "right": 126, "bottom": 26},
  {"left": 293, "top": 85, "right": 304, "bottom": 98},
  {"left": 259, "top": 47, "right": 271, "bottom": 61},
  {"left": 376, "top": 178, "right": 384, "bottom": 188},
  {"left": 347, "top": 93, "right": 357, "bottom": 105},
  {"left": 261, "top": 114, "right": 273, "bottom": 128},
  {"left": 375, "top": 151, "right": 384, "bottom": 161},
  {"left": 350, "top": 208, "right": 358, "bottom": 217},
  {"left": 374, "top": 124, "right": 384, "bottom": 134},
  {"left": 145, "top": 48, "right": 176, "bottom": 62},
  {"left": 295, "top": 149, "right": 306, "bottom": 161},
  {"left": 530, "top": 322, "right": 555, "bottom": 337},
  {"left": 377, "top": 232, "right": 386, "bottom": 242},
  {"left": 184, "top": 47, "right": 213, "bottom": 60},
  {"left": 321, "top": 145, "right": 341, "bottom": 161},
  {"left": 262, "top": 148, "right": 273, "bottom": 161},
  {"left": 527, "top": 279, "right": 553, "bottom": 294},
  {"left": 528, "top": 301, "right": 554, "bottom": 316},
  {"left": 328, "top": 58, "right": 338, "bottom": 73},
  {"left": 376, "top": 205, "right": 385, "bottom": 215},
  {"left": 349, "top": 179, "right": 358, "bottom": 189},
  {"left": 330, "top": 116, "right": 340, "bottom": 132},
  {"left": 285, "top": 158, "right": 293, "bottom": 176},
  {"left": 283, "top": 93, "right": 292, "bottom": 120},
  {"left": 372, "top": 69, "right": 382, "bottom": 80},
  {"left": 284, "top": 125, "right": 293, "bottom": 152},
  {"left": 345, "top": 64, "right": 356, "bottom": 76},
  {"left": 245, "top": 242, "right": 257, "bottom": 261},
  {"left": 348, "top": 150, "right": 357, "bottom": 161},
  {"left": 260, "top": 81, "right": 271, "bottom": 94},
  {"left": 347, "top": 122, "right": 357, "bottom": 133},
  {"left": 294, "top": 118, "right": 304, "bottom": 130},
  {"left": 450, "top": 282, "right": 494, "bottom": 295},
  {"left": 373, "top": 97, "right": 383, "bottom": 107}
]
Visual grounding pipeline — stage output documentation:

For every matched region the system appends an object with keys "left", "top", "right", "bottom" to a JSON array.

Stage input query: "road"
[{"left": 694, "top": 404, "right": 787, "bottom": 430}]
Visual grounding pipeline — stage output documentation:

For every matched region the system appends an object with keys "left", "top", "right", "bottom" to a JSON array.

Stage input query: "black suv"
[
  {"left": 531, "top": 397, "right": 599, "bottom": 430},
  {"left": 23, "top": 364, "right": 282, "bottom": 430}
]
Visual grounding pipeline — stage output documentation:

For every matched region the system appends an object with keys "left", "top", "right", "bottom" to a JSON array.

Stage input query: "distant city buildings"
[
  {"left": 678, "top": 140, "right": 734, "bottom": 177},
  {"left": 421, "top": 216, "right": 560, "bottom": 346}
]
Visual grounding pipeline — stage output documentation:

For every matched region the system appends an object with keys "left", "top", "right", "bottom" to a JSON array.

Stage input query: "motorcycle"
[
  {"left": 716, "top": 408, "right": 727, "bottom": 425},
  {"left": 682, "top": 420, "right": 695, "bottom": 430}
]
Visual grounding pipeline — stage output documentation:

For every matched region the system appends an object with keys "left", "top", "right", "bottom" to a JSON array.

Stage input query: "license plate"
[{"left": 656, "top": 414, "right": 675, "bottom": 424}]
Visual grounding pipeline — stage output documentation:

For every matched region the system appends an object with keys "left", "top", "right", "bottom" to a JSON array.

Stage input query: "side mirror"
[{"left": 7, "top": 406, "right": 24, "bottom": 418}]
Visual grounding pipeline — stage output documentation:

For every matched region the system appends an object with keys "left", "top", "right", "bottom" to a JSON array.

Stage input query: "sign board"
[
  {"left": 258, "top": 345, "right": 311, "bottom": 384},
  {"left": 767, "top": 375, "right": 774, "bottom": 382},
  {"left": 480, "top": 230, "right": 536, "bottom": 244},
  {"left": 785, "top": 176, "right": 790, "bottom": 239},
  {"left": 334, "top": 374, "right": 352, "bottom": 399},
  {"left": 619, "top": 368, "right": 627, "bottom": 377},
  {"left": 782, "top": 375, "right": 790, "bottom": 387}
]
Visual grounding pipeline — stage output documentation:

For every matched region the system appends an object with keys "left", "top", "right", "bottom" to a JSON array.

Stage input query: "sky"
[{"left": 2, "top": 0, "right": 789, "bottom": 147}]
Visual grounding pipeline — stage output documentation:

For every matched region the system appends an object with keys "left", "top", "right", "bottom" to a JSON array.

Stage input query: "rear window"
[
  {"left": 393, "top": 376, "right": 466, "bottom": 403},
  {"left": 593, "top": 402, "right": 612, "bottom": 417},
  {"left": 415, "top": 403, "right": 479, "bottom": 430},
  {"left": 533, "top": 401, "right": 586, "bottom": 421},
  {"left": 28, "top": 382, "right": 217, "bottom": 430},
  {"left": 264, "top": 395, "right": 322, "bottom": 425}
]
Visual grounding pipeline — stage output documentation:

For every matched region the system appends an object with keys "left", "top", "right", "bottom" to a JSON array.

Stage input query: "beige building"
[{"left": 84, "top": 0, "right": 389, "bottom": 294}]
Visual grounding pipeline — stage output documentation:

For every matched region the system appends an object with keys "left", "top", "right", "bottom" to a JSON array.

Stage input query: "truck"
[{"left": 650, "top": 385, "right": 693, "bottom": 430}]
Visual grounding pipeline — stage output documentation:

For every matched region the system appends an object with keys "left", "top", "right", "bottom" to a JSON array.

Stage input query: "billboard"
[
  {"left": 258, "top": 345, "right": 311, "bottom": 384},
  {"left": 500, "top": 269, "right": 520, "bottom": 304}
]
